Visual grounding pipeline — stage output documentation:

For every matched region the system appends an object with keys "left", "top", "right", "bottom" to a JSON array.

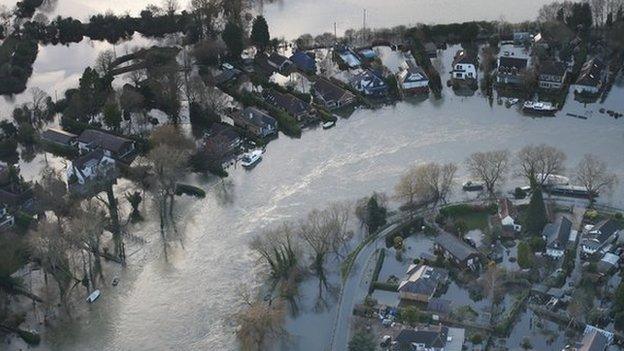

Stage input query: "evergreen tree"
[
  {"left": 250, "top": 15, "right": 270, "bottom": 52},
  {"left": 366, "top": 196, "right": 387, "bottom": 233},
  {"left": 348, "top": 331, "right": 376, "bottom": 351},
  {"left": 525, "top": 183, "right": 547, "bottom": 235},
  {"left": 221, "top": 21, "right": 245, "bottom": 59}
]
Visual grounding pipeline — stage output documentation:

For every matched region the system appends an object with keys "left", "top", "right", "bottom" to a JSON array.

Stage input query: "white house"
[
  {"left": 451, "top": 50, "right": 478, "bottom": 81},
  {"left": 581, "top": 219, "right": 620, "bottom": 257},
  {"left": 397, "top": 59, "right": 429, "bottom": 94},
  {"left": 67, "top": 149, "right": 116, "bottom": 186}
]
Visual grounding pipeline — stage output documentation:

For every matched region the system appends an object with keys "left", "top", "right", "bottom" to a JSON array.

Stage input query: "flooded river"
[{"left": 1, "top": 1, "right": 624, "bottom": 350}]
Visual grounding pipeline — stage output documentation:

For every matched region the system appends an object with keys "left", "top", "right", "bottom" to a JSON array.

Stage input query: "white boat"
[
  {"left": 522, "top": 101, "right": 557, "bottom": 115},
  {"left": 86, "top": 290, "right": 101, "bottom": 303},
  {"left": 462, "top": 181, "right": 484, "bottom": 191},
  {"left": 241, "top": 150, "right": 263, "bottom": 168},
  {"left": 322, "top": 120, "right": 336, "bottom": 129},
  {"left": 537, "top": 173, "right": 570, "bottom": 186},
  {"left": 506, "top": 98, "right": 520, "bottom": 107}
]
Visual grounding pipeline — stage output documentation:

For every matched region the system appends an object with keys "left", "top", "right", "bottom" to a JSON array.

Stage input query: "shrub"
[{"left": 175, "top": 183, "right": 206, "bottom": 198}]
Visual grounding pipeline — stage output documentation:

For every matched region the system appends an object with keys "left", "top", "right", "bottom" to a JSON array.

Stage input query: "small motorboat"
[
  {"left": 112, "top": 277, "right": 119, "bottom": 286},
  {"left": 322, "top": 120, "right": 336, "bottom": 129},
  {"left": 462, "top": 181, "right": 484, "bottom": 192},
  {"left": 241, "top": 150, "right": 263, "bottom": 168},
  {"left": 537, "top": 173, "right": 570, "bottom": 186},
  {"left": 86, "top": 290, "right": 101, "bottom": 303},
  {"left": 506, "top": 98, "right": 520, "bottom": 107},
  {"left": 522, "top": 101, "right": 557, "bottom": 115}
]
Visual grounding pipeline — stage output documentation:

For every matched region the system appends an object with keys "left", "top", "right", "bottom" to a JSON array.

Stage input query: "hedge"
[
  {"left": 368, "top": 248, "right": 386, "bottom": 294},
  {"left": 372, "top": 282, "right": 398, "bottom": 292},
  {"left": 175, "top": 183, "right": 206, "bottom": 198}
]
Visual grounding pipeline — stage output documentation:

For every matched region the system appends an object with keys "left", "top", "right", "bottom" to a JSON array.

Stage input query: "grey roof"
[
  {"left": 313, "top": 77, "right": 355, "bottom": 103},
  {"left": 72, "top": 149, "right": 108, "bottom": 171},
  {"left": 78, "top": 129, "right": 133, "bottom": 154},
  {"left": 396, "top": 327, "right": 448, "bottom": 349},
  {"left": 452, "top": 50, "right": 477, "bottom": 66},
  {"left": 591, "top": 219, "right": 620, "bottom": 242},
  {"left": 426, "top": 298, "right": 452, "bottom": 315},
  {"left": 41, "top": 128, "right": 77, "bottom": 145},
  {"left": 540, "top": 61, "right": 567, "bottom": 77},
  {"left": 576, "top": 58, "right": 605, "bottom": 87},
  {"left": 579, "top": 329, "right": 609, "bottom": 351},
  {"left": 207, "top": 123, "right": 240, "bottom": 144},
  {"left": 264, "top": 90, "right": 309, "bottom": 116},
  {"left": 239, "top": 107, "right": 277, "bottom": 129},
  {"left": 435, "top": 232, "right": 479, "bottom": 262},
  {"left": 268, "top": 52, "right": 291, "bottom": 68},
  {"left": 499, "top": 56, "right": 528, "bottom": 71},
  {"left": 398, "top": 60, "right": 429, "bottom": 84},
  {"left": 547, "top": 217, "right": 573, "bottom": 250},
  {"left": 399, "top": 265, "right": 448, "bottom": 295}
]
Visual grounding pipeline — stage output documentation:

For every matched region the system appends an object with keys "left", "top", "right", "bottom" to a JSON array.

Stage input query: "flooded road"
[{"left": 39, "top": 85, "right": 624, "bottom": 350}]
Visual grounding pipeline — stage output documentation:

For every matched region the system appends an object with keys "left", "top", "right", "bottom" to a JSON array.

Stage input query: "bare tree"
[
  {"left": 95, "top": 49, "right": 116, "bottom": 76},
  {"left": 517, "top": 144, "right": 567, "bottom": 187},
  {"left": 235, "top": 292, "right": 287, "bottom": 351},
  {"left": 576, "top": 154, "right": 618, "bottom": 205},
  {"left": 298, "top": 203, "right": 351, "bottom": 302},
  {"left": 465, "top": 150, "right": 510, "bottom": 197},
  {"left": 395, "top": 162, "right": 457, "bottom": 214},
  {"left": 147, "top": 125, "right": 194, "bottom": 255}
]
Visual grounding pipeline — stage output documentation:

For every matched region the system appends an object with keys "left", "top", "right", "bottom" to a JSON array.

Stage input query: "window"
[
  {"left": 456, "top": 64, "right": 462, "bottom": 70},
  {"left": 468, "top": 72, "right": 473, "bottom": 78},
  {"left": 456, "top": 73, "right": 463, "bottom": 78}
]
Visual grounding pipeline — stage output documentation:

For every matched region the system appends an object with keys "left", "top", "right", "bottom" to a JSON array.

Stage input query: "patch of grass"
[{"left": 453, "top": 212, "right": 489, "bottom": 232}]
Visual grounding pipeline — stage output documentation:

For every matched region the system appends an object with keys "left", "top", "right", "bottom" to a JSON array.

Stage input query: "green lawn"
[{"left": 453, "top": 212, "right": 490, "bottom": 232}]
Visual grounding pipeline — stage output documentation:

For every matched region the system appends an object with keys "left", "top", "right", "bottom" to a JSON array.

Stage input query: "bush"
[
  {"left": 470, "top": 333, "right": 483, "bottom": 344},
  {"left": 517, "top": 241, "right": 533, "bottom": 269},
  {"left": 175, "top": 183, "right": 206, "bottom": 198},
  {"left": 372, "top": 281, "right": 398, "bottom": 292},
  {"left": 514, "top": 187, "right": 527, "bottom": 199}
]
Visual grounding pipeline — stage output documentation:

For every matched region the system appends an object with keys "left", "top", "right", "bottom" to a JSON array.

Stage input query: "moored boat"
[
  {"left": 322, "top": 120, "right": 336, "bottom": 129},
  {"left": 462, "top": 181, "right": 484, "bottom": 192},
  {"left": 241, "top": 150, "right": 263, "bottom": 168},
  {"left": 522, "top": 101, "right": 557, "bottom": 115},
  {"left": 86, "top": 290, "right": 101, "bottom": 303},
  {"left": 537, "top": 173, "right": 570, "bottom": 186}
]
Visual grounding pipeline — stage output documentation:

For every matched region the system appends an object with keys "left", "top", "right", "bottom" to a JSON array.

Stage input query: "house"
[
  {"left": 451, "top": 50, "right": 478, "bottom": 81},
  {"left": 434, "top": 232, "right": 480, "bottom": 270},
  {"left": 574, "top": 58, "right": 605, "bottom": 94},
  {"left": 40, "top": 128, "right": 78, "bottom": 147},
  {"left": 231, "top": 107, "right": 278, "bottom": 138},
  {"left": 597, "top": 252, "right": 619, "bottom": 274},
  {"left": 77, "top": 129, "right": 135, "bottom": 161},
  {"left": 564, "top": 326, "right": 613, "bottom": 351},
  {"left": 337, "top": 48, "right": 361, "bottom": 69},
  {"left": 203, "top": 123, "right": 242, "bottom": 155},
  {"left": 349, "top": 69, "right": 388, "bottom": 97},
  {"left": 498, "top": 198, "right": 521, "bottom": 235},
  {"left": 581, "top": 219, "right": 620, "bottom": 257},
  {"left": 397, "top": 59, "right": 429, "bottom": 94},
  {"left": 544, "top": 217, "right": 573, "bottom": 258},
  {"left": 539, "top": 61, "right": 568, "bottom": 90},
  {"left": 267, "top": 52, "right": 293, "bottom": 72},
  {"left": 289, "top": 51, "right": 316, "bottom": 74},
  {"left": 496, "top": 45, "right": 531, "bottom": 85},
  {"left": 393, "top": 325, "right": 465, "bottom": 351},
  {"left": 67, "top": 149, "right": 117, "bottom": 186},
  {"left": 0, "top": 204, "right": 15, "bottom": 231},
  {"left": 312, "top": 77, "right": 356, "bottom": 110},
  {"left": 398, "top": 264, "right": 448, "bottom": 303},
  {"left": 263, "top": 90, "right": 314, "bottom": 122}
]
